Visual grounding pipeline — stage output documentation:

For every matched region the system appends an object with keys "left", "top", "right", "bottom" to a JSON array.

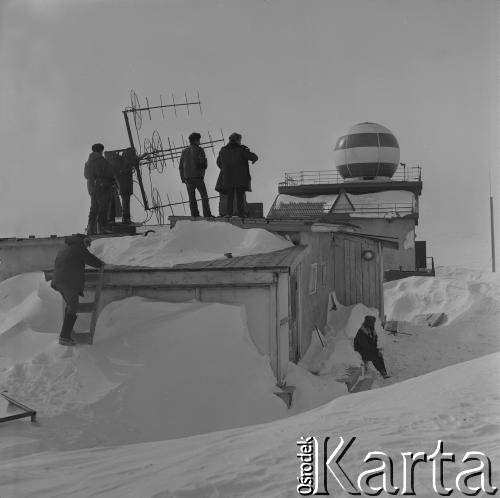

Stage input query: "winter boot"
[
  {"left": 59, "top": 337, "right": 76, "bottom": 346},
  {"left": 59, "top": 311, "right": 77, "bottom": 345}
]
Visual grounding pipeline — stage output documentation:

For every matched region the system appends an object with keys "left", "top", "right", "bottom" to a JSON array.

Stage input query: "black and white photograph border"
[{"left": 0, "top": 0, "right": 498, "bottom": 496}]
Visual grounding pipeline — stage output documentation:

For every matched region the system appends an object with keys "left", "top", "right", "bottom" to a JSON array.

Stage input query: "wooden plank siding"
[
  {"left": 294, "top": 231, "right": 384, "bottom": 357},
  {"left": 333, "top": 234, "right": 383, "bottom": 313}
]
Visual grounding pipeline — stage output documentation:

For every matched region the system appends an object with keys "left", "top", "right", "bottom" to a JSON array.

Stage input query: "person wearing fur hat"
[
  {"left": 353, "top": 315, "right": 390, "bottom": 378},
  {"left": 179, "top": 132, "right": 213, "bottom": 218},
  {"left": 51, "top": 234, "right": 105, "bottom": 346},
  {"left": 215, "top": 133, "right": 258, "bottom": 218}
]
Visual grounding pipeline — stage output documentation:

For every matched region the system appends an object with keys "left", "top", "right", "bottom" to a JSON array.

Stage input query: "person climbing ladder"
[{"left": 50, "top": 234, "right": 105, "bottom": 346}]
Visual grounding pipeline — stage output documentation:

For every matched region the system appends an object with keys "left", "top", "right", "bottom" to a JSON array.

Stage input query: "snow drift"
[
  {"left": 382, "top": 266, "right": 500, "bottom": 382},
  {"left": 90, "top": 220, "right": 293, "bottom": 267},
  {"left": 0, "top": 292, "right": 287, "bottom": 448},
  {"left": 0, "top": 257, "right": 499, "bottom": 496},
  {"left": 1, "top": 352, "right": 498, "bottom": 497}
]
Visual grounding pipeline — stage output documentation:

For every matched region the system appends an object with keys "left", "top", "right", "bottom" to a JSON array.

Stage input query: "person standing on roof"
[
  {"left": 51, "top": 234, "right": 105, "bottom": 346},
  {"left": 118, "top": 147, "right": 138, "bottom": 223},
  {"left": 105, "top": 147, "right": 137, "bottom": 225},
  {"left": 84, "top": 143, "right": 116, "bottom": 234},
  {"left": 353, "top": 315, "right": 390, "bottom": 379},
  {"left": 215, "top": 133, "right": 258, "bottom": 218},
  {"left": 179, "top": 132, "right": 213, "bottom": 218}
]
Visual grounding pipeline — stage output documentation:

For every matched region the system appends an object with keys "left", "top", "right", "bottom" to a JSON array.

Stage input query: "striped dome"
[{"left": 334, "top": 122, "right": 400, "bottom": 179}]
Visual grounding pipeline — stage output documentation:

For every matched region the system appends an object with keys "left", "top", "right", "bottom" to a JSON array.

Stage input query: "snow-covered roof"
[{"left": 90, "top": 221, "right": 294, "bottom": 268}]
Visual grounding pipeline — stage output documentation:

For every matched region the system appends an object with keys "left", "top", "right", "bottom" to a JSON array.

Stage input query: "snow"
[
  {"left": 89, "top": 220, "right": 293, "bottom": 267},
  {"left": 0, "top": 353, "right": 498, "bottom": 497},
  {"left": 348, "top": 190, "right": 415, "bottom": 207},
  {"left": 403, "top": 229, "right": 415, "bottom": 249},
  {"left": 0, "top": 279, "right": 288, "bottom": 447},
  {"left": 0, "top": 266, "right": 498, "bottom": 496}
]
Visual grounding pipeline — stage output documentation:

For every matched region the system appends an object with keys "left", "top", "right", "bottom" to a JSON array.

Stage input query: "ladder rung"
[{"left": 78, "top": 302, "right": 96, "bottom": 313}]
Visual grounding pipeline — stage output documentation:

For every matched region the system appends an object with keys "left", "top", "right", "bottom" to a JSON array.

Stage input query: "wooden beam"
[{"left": 97, "top": 269, "right": 277, "bottom": 288}]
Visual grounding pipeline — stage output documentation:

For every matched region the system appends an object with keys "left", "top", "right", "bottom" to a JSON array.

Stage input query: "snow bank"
[
  {"left": 2, "top": 352, "right": 498, "bottom": 497},
  {"left": 382, "top": 267, "right": 500, "bottom": 382},
  {"left": 298, "top": 292, "right": 382, "bottom": 377},
  {"left": 299, "top": 267, "right": 500, "bottom": 392},
  {"left": 0, "top": 290, "right": 287, "bottom": 448},
  {"left": 90, "top": 221, "right": 293, "bottom": 267},
  {"left": 0, "top": 273, "right": 61, "bottom": 367},
  {"left": 0, "top": 266, "right": 499, "bottom": 496}
]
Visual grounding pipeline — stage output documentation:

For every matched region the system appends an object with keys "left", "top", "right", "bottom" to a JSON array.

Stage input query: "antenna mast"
[{"left": 490, "top": 170, "right": 496, "bottom": 272}]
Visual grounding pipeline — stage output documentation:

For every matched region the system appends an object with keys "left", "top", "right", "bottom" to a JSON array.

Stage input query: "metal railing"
[{"left": 279, "top": 166, "right": 421, "bottom": 187}]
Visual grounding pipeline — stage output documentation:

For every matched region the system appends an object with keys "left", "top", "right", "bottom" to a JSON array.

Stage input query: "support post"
[
  {"left": 123, "top": 111, "right": 149, "bottom": 210},
  {"left": 491, "top": 196, "right": 496, "bottom": 272}
]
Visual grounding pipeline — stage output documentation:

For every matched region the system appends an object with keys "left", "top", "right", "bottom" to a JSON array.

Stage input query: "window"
[{"left": 309, "top": 263, "right": 318, "bottom": 294}]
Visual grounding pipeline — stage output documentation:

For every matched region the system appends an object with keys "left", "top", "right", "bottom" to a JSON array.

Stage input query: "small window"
[
  {"left": 321, "top": 262, "right": 328, "bottom": 288},
  {"left": 309, "top": 263, "right": 318, "bottom": 294}
]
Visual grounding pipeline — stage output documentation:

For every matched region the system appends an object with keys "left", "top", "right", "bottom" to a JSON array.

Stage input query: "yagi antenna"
[{"left": 122, "top": 89, "right": 223, "bottom": 216}]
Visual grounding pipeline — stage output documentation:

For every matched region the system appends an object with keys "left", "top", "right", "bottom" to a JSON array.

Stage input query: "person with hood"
[
  {"left": 216, "top": 133, "right": 258, "bottom": 218},
  {"left": 178, "top": 132, "right": 213, "bottom": 218},
  {"left": 51, "top": 234, "right": 105, "bottom": 346},
  {"left": 353, "top": 315, "right": 390, "bottom": 378},
  {"left": 84, "top": 143, "right": 116, "bottom": 234}
]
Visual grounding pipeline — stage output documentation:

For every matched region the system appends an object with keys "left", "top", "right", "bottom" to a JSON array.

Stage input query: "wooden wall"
[
  {"left": 332, "top": 234, "right": 383, "bottom": 314},
  {"left": 293, "top": 232, "right": 384, "bottom": 359},
  {"left": 295, "top": 232, "right": 336, "bottom": 356}
]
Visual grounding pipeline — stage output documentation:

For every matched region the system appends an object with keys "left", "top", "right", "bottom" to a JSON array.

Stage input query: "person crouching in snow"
[
  {"left": 51, "top": 234, "right": 105, "bottom": 346},
  {"left": 353, "top": 315, "right": 390, "bottom": 379}
]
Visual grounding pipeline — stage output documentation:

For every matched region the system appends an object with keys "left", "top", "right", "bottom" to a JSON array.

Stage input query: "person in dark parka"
[
  {"left": 51, "top": 234, "right": 104, "bottom": 346},
  {"left": 179, "top": 132, "right": 213, "bottom": 218},
  {"left": 216, "top": 133, "right": 258, "bottom": 218},
  {"left": 353, "top": 315, "right": 390, "bottom": 378},
  {"left": 84, "top": 143, "right": 116, "bottom": 234}
]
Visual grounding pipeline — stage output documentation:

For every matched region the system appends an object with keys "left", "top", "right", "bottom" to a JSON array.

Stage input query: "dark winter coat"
[
  {"left": 215, "top": 142, "right": 258, "bottom": 193},
  {"left": 353, "top": 326, "right": 380, "bottom": 362},
  {"left": 84, "top": 152, "right": 116, "bottom": 195},
  {"left": 51, "top": 235, "right": 104, "bottom": 295},
  {"left": 179, "top": 145, "right": 208, "bottom": 181},
  {"left": 105, "top": 150, "right": 134, "bottom": 196}
]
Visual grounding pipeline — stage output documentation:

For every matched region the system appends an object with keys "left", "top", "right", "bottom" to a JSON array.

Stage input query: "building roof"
[
  {"left": 170, "top": 245, "right": 306, "bottom": 271},
  {"left": 56, "top": 246, "right": 307, "bottom": 277}
]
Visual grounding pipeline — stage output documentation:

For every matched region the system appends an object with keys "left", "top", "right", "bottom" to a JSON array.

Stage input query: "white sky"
[{"left": 0, "top": 0, "right": 498, "bottom": 269}]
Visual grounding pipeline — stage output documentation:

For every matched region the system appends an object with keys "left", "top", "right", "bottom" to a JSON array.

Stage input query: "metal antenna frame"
[{"left": 122, "top": 89, "right": 224, "bottom": 215}]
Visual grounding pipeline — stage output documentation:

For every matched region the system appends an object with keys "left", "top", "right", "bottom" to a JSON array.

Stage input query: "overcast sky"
[{"left": 0, "top": 0, "right": 498, "bottom": 269}]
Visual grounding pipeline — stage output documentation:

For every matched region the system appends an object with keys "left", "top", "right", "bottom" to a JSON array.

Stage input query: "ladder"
[{"left": 73, "top": 266, "right": 105, "bottom": 344}]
